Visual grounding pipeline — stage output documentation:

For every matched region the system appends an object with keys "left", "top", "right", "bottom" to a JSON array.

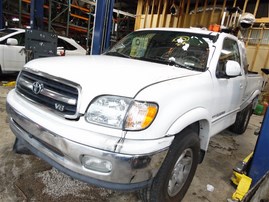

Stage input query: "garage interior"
[{"left": 1, "top": 0, "right": 269, "bottom": 202}]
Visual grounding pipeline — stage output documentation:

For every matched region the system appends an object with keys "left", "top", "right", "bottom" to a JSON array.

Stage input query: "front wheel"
[{"left": 139, "top": 128, "right": 200, "bottom": 202}]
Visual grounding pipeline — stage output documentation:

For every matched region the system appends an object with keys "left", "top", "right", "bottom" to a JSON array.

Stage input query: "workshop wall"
[
  {"left": 247, "top": 46, "right": 269, "bottom": 73},
  {"left": 134, "top": 0, "right": 269, "bottom": 74}
]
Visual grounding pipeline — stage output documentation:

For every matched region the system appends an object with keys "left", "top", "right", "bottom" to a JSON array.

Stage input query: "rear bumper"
[{"left": 6, "top": 102, "right": 169, "bottom": 191}]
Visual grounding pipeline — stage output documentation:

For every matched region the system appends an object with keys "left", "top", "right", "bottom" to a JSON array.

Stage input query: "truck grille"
[{"left": 16, "top": 69, "right": 81, "bottom": 119}]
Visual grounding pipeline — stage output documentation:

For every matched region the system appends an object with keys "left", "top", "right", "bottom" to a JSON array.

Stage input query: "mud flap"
[{"left": 13, "top": 137, "right": 32, "bottom": 155}]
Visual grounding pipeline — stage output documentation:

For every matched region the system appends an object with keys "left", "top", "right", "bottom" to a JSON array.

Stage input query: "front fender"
[{"left": 166, "top": 107, "right": 211, "bottom": 151}]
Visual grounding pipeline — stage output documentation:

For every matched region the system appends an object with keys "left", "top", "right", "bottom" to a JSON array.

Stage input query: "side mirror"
[
  {"left": 225, "top": 60, "right": 241, "bottom": 77},
  {"left": 6, "top": 38, "right": 18, "bottom": 46}
]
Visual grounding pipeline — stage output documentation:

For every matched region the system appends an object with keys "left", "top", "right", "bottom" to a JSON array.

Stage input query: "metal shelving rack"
[
  {"left": 2, "top": 0, "right": 136, "bottom": 53},
  {"left": 15, "top": 0, "right": 95, "bottom": 50}
]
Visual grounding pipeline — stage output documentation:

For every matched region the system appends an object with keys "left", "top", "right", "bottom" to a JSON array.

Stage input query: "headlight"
[
  {"left": 124, "top": 101, "right": 158, "bottom": 130},
  {"left": 85, "top": 96, "right": 131, "bottom": 128},
  {"left": 85, "top": 95, "right": 158, "bottom": 130}
]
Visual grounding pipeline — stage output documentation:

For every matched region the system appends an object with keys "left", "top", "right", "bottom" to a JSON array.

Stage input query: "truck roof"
[
  {"left": 137, "top": 27, "right": 240, "bottom": 41},
  {"left": 138, "top": 27, "right": 218, "bottom": 35}
]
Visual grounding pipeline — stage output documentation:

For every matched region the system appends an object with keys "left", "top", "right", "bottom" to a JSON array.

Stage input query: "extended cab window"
[
  {"left": 216, "top": 38, "right": 241, "bottom": 78},
  {"left": 105, "top": 30, "right": 213, "bottom": 71}
]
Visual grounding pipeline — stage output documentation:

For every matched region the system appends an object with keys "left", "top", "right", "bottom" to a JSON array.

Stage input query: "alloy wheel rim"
[{"left": 167, "top": 148, "right": 193, "bottom": 197}]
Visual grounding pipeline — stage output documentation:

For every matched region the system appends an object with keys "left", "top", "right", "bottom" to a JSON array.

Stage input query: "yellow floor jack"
[
  {"left": 231, "top": 153, "right": 253, "bottom": 201},
  {"left": 2, "top": 81, "right": 16, "bottom": 87},
  {"left": 231, "top": 107, "right": 269, "bottom": 201}
]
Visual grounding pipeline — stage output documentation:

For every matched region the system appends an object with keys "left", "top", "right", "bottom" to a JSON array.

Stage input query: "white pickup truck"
[{"left": 7, "top": 28, "right": 263, "bottom": 201}]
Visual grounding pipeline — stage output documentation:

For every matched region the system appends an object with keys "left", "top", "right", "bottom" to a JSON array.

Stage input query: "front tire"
[{"left": 139, "top": 127, "right": 200, "bottom": 202}]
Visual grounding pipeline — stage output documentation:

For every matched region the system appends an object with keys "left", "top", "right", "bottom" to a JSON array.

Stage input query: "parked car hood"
[{"left": 24, "top": 55, "right": 201, "bottom": 112}]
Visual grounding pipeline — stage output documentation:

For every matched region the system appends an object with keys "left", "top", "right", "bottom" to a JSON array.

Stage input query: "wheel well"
[
  {"left": 175, "top": 120, "right": 209, "bottom": 163},
  {"left": 188, "top": 122, "right": 199, "bottom": 134},
  {"left": 252, "top": 96, "right": 259, "bottom": 109}
]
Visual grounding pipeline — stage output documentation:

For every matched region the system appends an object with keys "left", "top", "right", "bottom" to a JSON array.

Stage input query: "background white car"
[{"left": 0, "top": 28, "right": 86, "bottom": 74}]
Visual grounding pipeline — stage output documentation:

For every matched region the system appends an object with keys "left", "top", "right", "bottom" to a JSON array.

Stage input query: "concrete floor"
[{"left": 0, "top": 81, "right": 264, "bottom": 202}]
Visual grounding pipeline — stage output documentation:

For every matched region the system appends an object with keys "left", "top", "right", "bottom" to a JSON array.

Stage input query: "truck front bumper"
[{"left": 6, "top": 102, "right": 170, "bottom": 191}]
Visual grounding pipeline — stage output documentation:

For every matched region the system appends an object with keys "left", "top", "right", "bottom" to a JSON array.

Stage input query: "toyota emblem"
[{"left": 32, "top": 81, "right": 44, "bottom": 94}]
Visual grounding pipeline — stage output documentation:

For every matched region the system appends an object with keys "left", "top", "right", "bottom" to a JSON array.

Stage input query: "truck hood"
[{"left": 25, "top": 55, "right": 201, "bottom": 112}]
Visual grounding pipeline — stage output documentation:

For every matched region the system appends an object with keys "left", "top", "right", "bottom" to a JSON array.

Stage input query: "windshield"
[
  {"left": 0, "top": 29, "right": 17, "bottom": 37},
  {"left": 105, "top": 30, "right": 213, "bottom": 71}
]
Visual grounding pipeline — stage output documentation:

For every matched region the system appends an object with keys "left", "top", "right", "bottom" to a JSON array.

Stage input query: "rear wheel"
[
  {"left": 229, "top": 103, "right": 253, "bottom": 134},
  {"left": 139, "top": 127, "right": 200, "bottom": 202},
  {"left": 0, "top": 65, "right": 2, "bottom": 78}
]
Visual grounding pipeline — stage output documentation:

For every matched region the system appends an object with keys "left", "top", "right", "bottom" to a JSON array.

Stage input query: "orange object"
[
  {"left": 209, "top": 24, "right": 220, "bottom": 32},
  {"left": 263, "top": 101, "right": 268, "bottom": 115}
]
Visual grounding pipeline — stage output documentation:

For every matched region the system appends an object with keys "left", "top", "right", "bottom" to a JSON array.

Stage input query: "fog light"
[{"left": 82, "top": 156, "right": 112, "bottom": 173}]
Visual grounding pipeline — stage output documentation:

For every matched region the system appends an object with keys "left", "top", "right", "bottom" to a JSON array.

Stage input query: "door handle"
[{"left": 19, "top": 48, "right": 26, "bottom": 54}]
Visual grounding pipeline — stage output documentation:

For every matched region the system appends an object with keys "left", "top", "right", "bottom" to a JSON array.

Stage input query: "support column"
[
  {"left": 91, "top": 0, "right": 114, "bottom": 55},
  {"left": 19, "top": 0, "right": 22, "bottom": 28},
  {"left": 104, "top": 0, "right": 114, "bottom": 51},
  {"left": 30, "top": 0, "right": 44, "bottom": 30},
  {"left": 0, "top": 0, "right": 3, "bottom": 29},
  {"left": 248, "top": 109, "right": 269, "bottom": 186}
]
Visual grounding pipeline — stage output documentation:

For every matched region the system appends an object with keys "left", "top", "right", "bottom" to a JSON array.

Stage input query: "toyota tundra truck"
[{"left": 6, "top": 28, "right": 263, "bottom": 201}]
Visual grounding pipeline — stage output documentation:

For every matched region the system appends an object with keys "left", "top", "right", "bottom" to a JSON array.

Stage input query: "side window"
[
  {"left": 240, "top": 43, "right": 249, "bottom": 73},
  {"left": 11, "top": 33, "right": 25, "bottom": 46},
  {"left": 57, "top": 38, "right": 77, "bottom": 50},
  {"left": 216, "top": 38, "right": 241, "bottom": 78},
  {"left": 1, "top": 33, "right": 25, "bottom": 46}
]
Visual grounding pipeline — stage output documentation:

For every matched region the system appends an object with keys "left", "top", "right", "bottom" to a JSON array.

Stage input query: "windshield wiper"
[
  {"left": 105, "top": 51, "right": 130, "bottom": 58},
  {"left": 142, "top": 56, "right": 172, "bottom": 65},
  {"left": 168, "top": 58, "right": 192, "bottom": 70},
  {"left": 140, "top": 56, "right": 192, "bottom": 69},
  {"left": 168, "top": 57, "right": 204, "bottom": 71},
  {"left": 172, "top": 62, "right": 203, "bottom": 71}
]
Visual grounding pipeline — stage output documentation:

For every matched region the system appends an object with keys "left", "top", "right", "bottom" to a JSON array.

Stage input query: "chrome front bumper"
[{"left": 6, "top": 102, "right": 169, "bottom": 191}]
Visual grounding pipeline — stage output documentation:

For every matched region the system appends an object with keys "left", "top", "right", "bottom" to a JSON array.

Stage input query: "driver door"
[{"left": 211, "top": 38, "right": 246, "bottom": 131}]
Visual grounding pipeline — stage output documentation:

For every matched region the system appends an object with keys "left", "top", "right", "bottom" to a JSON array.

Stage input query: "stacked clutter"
[
  {"left": 254, "top": 93, "right": 269, "bottom": 115},
  {"left": 255, "top": 68, "right": 269, "bottom": 115}
]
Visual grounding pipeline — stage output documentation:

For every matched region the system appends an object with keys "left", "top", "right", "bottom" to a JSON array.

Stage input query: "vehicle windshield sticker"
[
  {"left": 172, "top": 36, "right": 190, "bottom": 46},
  {"left": 130, "top": 33, "right": 155, "bottom": 58}
]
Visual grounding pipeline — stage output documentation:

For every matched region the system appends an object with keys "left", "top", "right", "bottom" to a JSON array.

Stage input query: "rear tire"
[
  {"left": 0, "top": 65, "right": 2, "bottom": 78},
  {"left": 139, "top": 127, "right": 200, "bottom": 202},
  {"left": 229, "top": 103, "right": 253, "bottom": 134}
]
